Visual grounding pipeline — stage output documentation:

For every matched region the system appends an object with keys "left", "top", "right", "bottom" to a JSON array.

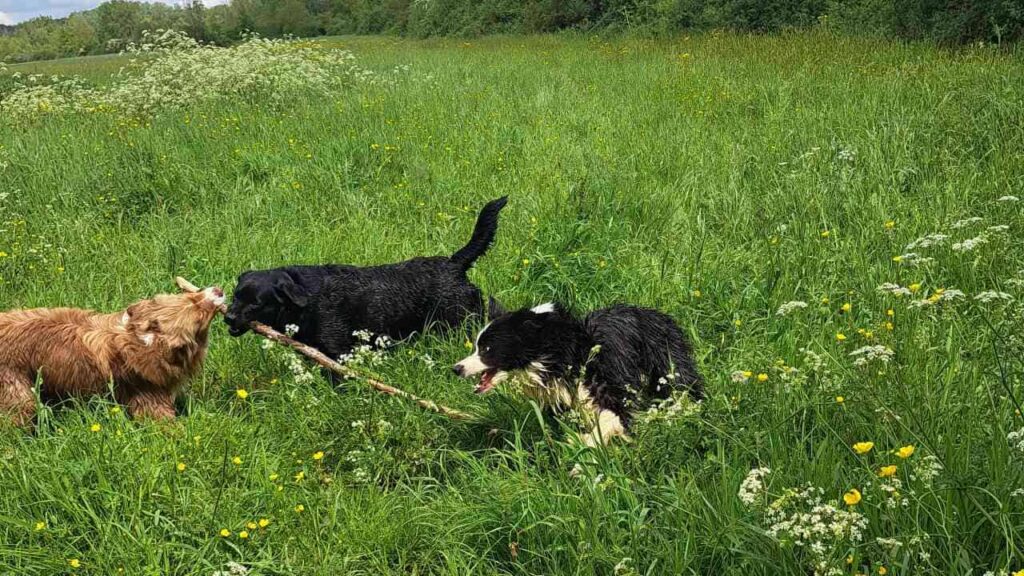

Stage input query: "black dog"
[
  {"left": 225, "top": 197, "right": 508, "bottom": 359},
  {"left": 453, "top": 300, "right": 702, "bottom": 446}
]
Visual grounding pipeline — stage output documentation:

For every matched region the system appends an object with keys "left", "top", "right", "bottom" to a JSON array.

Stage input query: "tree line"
[{"left": 1, "top": 0, "right": 1020, "bottom": 63}]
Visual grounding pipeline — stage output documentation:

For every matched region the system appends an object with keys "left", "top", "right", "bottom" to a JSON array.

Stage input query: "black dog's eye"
[{"left": 483, "top": 346, "right": 491, "bottom": 353}]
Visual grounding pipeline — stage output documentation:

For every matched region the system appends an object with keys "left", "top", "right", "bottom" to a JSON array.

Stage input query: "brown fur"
[{"left": 0, "top": 290, "right": 222, "bottom": 426}]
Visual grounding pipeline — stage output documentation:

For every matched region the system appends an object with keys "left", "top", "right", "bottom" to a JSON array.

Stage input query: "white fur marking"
[
  {"left": 531, "top": 302, "right": 556, "bottom": 314},
  {"left": 454, "top": 352, "right": 489, "bottom": 377},
  {"left": 584, "top": 410, "right": 627, "bottom": 447},
  {"left": 138, "top": 333, "right": 155, "bottom": 346},
  {"left": 121, "top": 312, "right": 130, "bottom": 326}
]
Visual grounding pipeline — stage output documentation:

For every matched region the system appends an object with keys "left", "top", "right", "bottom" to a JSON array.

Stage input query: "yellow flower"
[
  {"left": 68, "top": 559, "right": 81, "bottom": 569},
  {"left": 236, "top": 388, "right": 249, "bottom": 399},
  {"left": 691, "top": 289, "right": 701, "bottom": 298},
  {"left": 294, "top": 504, "right": 305, "bottom": 513},
  {"left": 878, "top": 567, "right": 888, "bottom": 575},
  {"left": 884, "top": 220, "right": 895, "bottom": 229},
  {"left": 269, "top": 473, "right": 279, "bottom": 481},
  {"left": 878, "top": 465, "right": 897, "bottom": 478},
  {"left": 464, "top": 340, "right": 473, "bottom": 350},
  {"left": 908, "top": 283, "right": 921, "bottom": 293},
  {"left": 821, "top": 297, "right": 830, "bottom": 305},
  {"left": 835, "top": 396, "right": 845, "bottom": 404},
  {"left": 756, "top": 373, "right": 768, "bottom": 382},
  {"left": 742, "top": 370, "right": 753, "bottom": 379},
  {"left": 219, "top": 529, "right": 231, "bottom": 537},
  {"left": 294, "top": 471, "right": 305, "bottom": 482},
  {"left": 886, "top": 308, "right": 894, "bottom": 317},
  {"left": 239, "top": 531, "right": 249, "bottom": 539},
  {"left": 885, "top": 322, "right": 894, "bottom": 331},
  {"left": 90, "top": 423, "right": 101, "bottom": 433},
  {"left": 836, "top": 332, "right": 847, "bottom": 342},
  {"left": 843, "top": 488, "right": 861, "bottom": 506},
  {"left": 841, "top": 302, "right": 852, "bottom": 313},
  {"left": 313, "top": 451, "right": 324, "bottom": 461},
  {"left": 891, "top": 255, "right": 902, "bottom": 262},
  {"left": 521, "top": 258, "right": 530, "bottom": 266},
  {"left": 34, "top": 521, "right": 45, "bottom": 531},
  {"left": 821, "top": 230, "right": 831, "bottom": 238},
  {"left": 1012, "top": 570, "right": 1024, "bottom": 576},
  {"left": 853, "top": 441, "right": 874, "bottom": 454},
  {"left": 733, "top": 319, "right": 743, "bottom": 328},
  {"left": 247, "top": 522, "right": 257, "bottom": 530},
  {"left": 176, "top": 462, "right": 186, "bottom": 472},
  {"left": 232, "top": 456, "right": 242, "bottom": 466},
  {"left": 109, "top": 406, "right": 121, "bottom": 415},
  {"left": 258, "top": 518, "right": 270, "bottom": 528},
  {"left": 896, "top": 445, "right": 915, "bottom": 459}
]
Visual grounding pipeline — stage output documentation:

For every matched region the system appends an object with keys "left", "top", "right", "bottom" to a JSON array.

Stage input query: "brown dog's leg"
[
  {"left": 0, "top": 370, "right": 36, "bottom": 428},
  {"left": 122, "top": 386, "right": 177, "bottom": 421}
]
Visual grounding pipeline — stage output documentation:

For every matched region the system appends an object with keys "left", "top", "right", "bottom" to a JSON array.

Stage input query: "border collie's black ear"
[
  {"left": 487, "top": 296, "right": 507, "bottom": 319},
  {"left": 272, "top": 275, "right": 309, "bottom": 307}
]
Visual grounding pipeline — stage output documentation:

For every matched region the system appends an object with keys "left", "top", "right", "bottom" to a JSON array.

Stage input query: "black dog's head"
[
  {"left": 453, "top": 299, "right": 580, "bottom": 394},
  {"left": 224, "top": 270, "right": 309, "bottom": 336}
]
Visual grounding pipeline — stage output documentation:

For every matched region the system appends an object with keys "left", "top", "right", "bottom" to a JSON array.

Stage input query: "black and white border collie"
[
  {"left": 225, "top": 197, "right": 508, "bottom": 360},
  {"left": 453, "top": 300, "right": 703, "bottom": 446}
]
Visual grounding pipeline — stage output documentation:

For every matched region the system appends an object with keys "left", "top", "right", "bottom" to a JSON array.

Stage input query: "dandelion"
[
  {"left": 835, "top": 332, "right": 847, "bottom": 342},
  {"left": 34, "top": 521, "right": 45, "bottom": 531},
  {"left": 246, "top": 522, "right": 257, "bottom": 530},
  {"left": 691, "top": 289, "right": 701, "bottom": 298},
  {"left": 776, "top": 301, "right": 808, "bottom": 316},
  {"left": 313, "top": 451, "right": 324, "bottom": 461},
  {"left": 220, "top": 529, "right": 231, "bottom": 537},
  {"left": 878, "top": 465, "right": 897, "bottom": 478},
  {"left": 68, "top": 559, "right": 81, "bottom": 569},
  {"left": 896, "top": 445, "right": 915, "bottom": 459},
  {"left": 908, "top": 283, "right": 921, "bottom": 293},
  {"left": 294, "top": 471, "right": 305, "bottom": 482},
  {"left": 820, "top": 230, "right": 831, "bottom": 238},
  {"left": 90, "top": 423, "right": 101, "bottom": 433},
  {"left": 841, "top": 302, "right": 852, "bottom": 313},
  {"left": 835, "top": 396, "right": 845, "bottom": 404},
  {"left": 239, "top": 531, "right": 249, "bottom": 539},
  {"left": 110, "top": 406, "right": 121, "bottom": 415},
  {"left": 853, "top": 442, "right": 874, "bottom": 454},
  {"left": 176, "top": 462, "right": 186, "bottom": 472},
  {"left": 891, "top": 255, "right": 902, "bottom": 262},
  {"left": 236, "top": 388, "right": 249, "bottom": 399},
  {"left": 886, "top": 309, "right": 894, "bottom": 317},
  {"left": 294, "top": 504, "right": 305, "bottom": 513},
  {"left": 269, "top": 473, "right": 279, "bottom": 481},
  {"left": 884, "top": 220, "right": 895, "bottom": 229},
  {"left": 878, "top": 567, "right": 888, "bottom": 575},
  {"left": 521, "top": 258, "right": 530, "bottom": 266},
  {"left": 258, "top": 518, "right": 270, "bottom": 528},
  {"left": 232, "top": 457, "right": 242, "bottom": 466},
  {"left": 843, "top": 488, "right": 862, "bottom": 506},
  {"left": 733, "top": 319, "right": 743, "bottom": 328},
  {"left": 757, "top": 373, "right": 769, "bottom": 382}
]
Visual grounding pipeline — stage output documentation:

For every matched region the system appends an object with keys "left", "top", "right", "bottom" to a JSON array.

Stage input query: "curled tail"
[{"left": 450, "top": 196, "right": 508, "bottom": 270}]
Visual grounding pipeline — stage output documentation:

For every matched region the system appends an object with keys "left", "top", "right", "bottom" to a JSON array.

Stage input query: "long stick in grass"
[{"left": 175, "top": 276, "right": 475, "bottom": 421}]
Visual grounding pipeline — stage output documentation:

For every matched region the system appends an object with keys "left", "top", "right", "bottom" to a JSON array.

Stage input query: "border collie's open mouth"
[{"left": 474, "top": 369, "right": 499, "bottom": 394}]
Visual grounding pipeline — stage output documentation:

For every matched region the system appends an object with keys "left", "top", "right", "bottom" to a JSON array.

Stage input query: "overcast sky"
[{"left": 0, "top": 1, "right": 229, "bottom": 25}]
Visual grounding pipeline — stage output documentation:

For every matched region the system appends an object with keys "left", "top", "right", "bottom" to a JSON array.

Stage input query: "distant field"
[{"left": 1, "top": 33, "right": 1023, "bottom": 575}]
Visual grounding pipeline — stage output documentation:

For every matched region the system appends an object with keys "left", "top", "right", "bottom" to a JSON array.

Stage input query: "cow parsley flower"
[
  {"left": 877, "top": 283, "right": 911, "bottom": 297},
  {"left": 777, "top": 301, "right": 809, "bottom": 316},
  {"left": 904, "top": 233, "right": 948, "bottom": 250},
  {"left": 849, "top": 345, "right": 895, "bottom": 367},
  {"left": 950, "top": 217, "right": 983, "bottom": 229},
  {"left": 952, "top": 235, "right": 988, "bottom": 252},
  {"left": 738, "top": 467, "right": 772, "bottom": 505},
  {"left": 975, "top": 291, "right": 1013, "bottom": 303}
]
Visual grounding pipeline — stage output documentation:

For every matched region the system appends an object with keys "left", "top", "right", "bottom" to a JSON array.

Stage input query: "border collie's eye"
[{"left": 483, "top": 346, "right": 491, "bottom": 353}]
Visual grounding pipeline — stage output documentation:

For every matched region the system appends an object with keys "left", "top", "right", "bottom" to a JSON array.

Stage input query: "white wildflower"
[
  {"left": 997, "top": 195, "right": 1019, "bottom": 202},
  {"left": 776, "top": 300, "right": 809, "bottom": 316},
  {"left": 1009, "top": 427, "right": 1024, "bottom": 455},
  {"left": 738, "top": 467, "right": 771, "bottom": 506},
  {"left": 284, "top": 324, "right": 300, "bottom": 336},
  {"left": 950, "top": 216, "right": 983, "bottom": 229},
  {"left": 987, "top": 225, "right": 1010, "bottom": 233},
  {"left": 952, "top": 235, "right": 988, "bottom": 252},
  {"left": 731, "top": 370, "right": 751, "bottom": 383},
  {"left": 904, "top": 233, "right": 948, "bottom": 250},
  {"left": 849, "top": 345, "right": 895, "bottom": 367},
  {"left": 974, "top": 291, "right": 1013, "bottom": 303},
  {"left": 877, "top": 283, "right": 912, "bottom": 297},
  {"left": 895, "top": 252, "right": 934, "bottom": 266}
]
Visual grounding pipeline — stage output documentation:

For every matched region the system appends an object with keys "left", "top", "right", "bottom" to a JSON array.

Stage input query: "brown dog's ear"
[{"left": 487, "top": 296, "right": 507, "bottom": 319}]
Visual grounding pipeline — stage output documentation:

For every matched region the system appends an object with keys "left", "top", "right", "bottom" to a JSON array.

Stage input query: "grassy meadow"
[{"left": 1, "top": 33, "right": 1023, "bottom": 575}]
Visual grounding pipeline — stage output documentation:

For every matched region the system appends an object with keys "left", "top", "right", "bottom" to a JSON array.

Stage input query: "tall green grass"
[{"left": 1, "top": 33, "right": 1022, "bottom": 575}]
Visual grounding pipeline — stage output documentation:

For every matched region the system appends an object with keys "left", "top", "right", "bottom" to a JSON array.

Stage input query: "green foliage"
[{"left": 1, "top": 0, "right": 1021, "bottom": 65}]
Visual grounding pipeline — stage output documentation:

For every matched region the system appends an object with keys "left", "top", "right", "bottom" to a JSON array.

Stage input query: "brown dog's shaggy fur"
[{"left": 0, "top": 288, "right": 223, "bottom": 426}]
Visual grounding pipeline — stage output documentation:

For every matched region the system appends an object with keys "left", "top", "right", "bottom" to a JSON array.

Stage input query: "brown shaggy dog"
[{"left": 0, "top": 287, "right": 224, "bottom": 426}]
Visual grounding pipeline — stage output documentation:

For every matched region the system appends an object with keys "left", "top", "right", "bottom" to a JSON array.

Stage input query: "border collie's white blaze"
[{"left": 452, "top": 301, "right": 702, "bottom": 446}]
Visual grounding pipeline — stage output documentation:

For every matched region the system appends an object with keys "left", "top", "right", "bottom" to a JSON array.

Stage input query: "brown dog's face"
[{"left": 123, "top": 288, "right": 225, "bottom": 353}]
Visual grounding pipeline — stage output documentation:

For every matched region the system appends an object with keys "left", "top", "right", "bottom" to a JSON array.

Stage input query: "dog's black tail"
[{"left": 450, "top": 196, "right": 508, "bottom": 270}]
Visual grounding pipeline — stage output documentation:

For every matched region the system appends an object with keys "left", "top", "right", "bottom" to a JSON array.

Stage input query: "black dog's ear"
[
  {"left": 272, "top": 275, "right": 309, "bottom": 307},
  {"left": 487, "top": 296, "right": 507, "bottom": 319}
]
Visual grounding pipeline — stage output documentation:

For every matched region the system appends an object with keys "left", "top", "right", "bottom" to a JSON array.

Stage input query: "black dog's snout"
[
  {"left": 452, "top": 365, "right": 465, "bottom": 377},
  {"left": 224, "top": 312, "right": 237, "bottom": 323}
]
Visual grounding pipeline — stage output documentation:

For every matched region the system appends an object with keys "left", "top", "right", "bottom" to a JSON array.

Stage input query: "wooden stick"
[{"left": 175, "top": 276, "right": 475, "bottom": 421}]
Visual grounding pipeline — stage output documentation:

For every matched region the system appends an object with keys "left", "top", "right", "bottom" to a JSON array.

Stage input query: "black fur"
[
  {"left": 461, "top": 301, "right": 702, "bottom": 429},
  {"left": 225, "top": 197, "right": 508, "bottom": 358}
]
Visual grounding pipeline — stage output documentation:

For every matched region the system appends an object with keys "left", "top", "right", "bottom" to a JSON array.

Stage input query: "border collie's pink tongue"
[{"left": 474, "top": 369, "right": 498, "bottom": 394}]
